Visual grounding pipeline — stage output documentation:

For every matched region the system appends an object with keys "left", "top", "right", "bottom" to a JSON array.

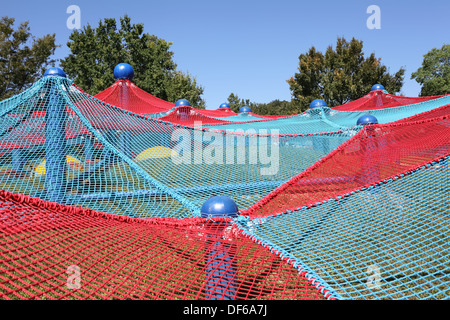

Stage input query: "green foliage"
[
  {"left": 165, "top": 71, "right": 205, "bottom": 109},
  {"left": 411, "top": 44, "right": 450, "bottom": 96},
  {"left": 253, "top": 99, "right": 303, "bottom": 115},
  {"left": 0, "top": 16, "right": 58, "bottom": 100},
  {"left": 227, "top": 93, "right": 301, "bottom": 115},
  {"left": 287, "top": 37, "right": 405, "bottom": 108},
  {"left": 60, "top": 15, "right": 204, "bottom": 107},
  {"left": 226, "top": 93, "right": 258, "bottom": 113}
]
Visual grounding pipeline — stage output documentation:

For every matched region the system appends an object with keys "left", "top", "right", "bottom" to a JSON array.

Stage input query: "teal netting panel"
[
  {"left": 0, "top": 76, "right": 354, "bottom": 219},
  {"left": 212, "top": 114, "right": 270, "bottom": 122},
  {"left": 205, "top": 109, "right": 346, "bottom": 134},
  {"left": 237, "top": 157, "right": 449, "bottom": 299}
]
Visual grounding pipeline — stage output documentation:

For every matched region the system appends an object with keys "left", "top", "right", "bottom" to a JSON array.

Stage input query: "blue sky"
[{"left": 2, "top": 0, "right": 449, "bottom": 109}]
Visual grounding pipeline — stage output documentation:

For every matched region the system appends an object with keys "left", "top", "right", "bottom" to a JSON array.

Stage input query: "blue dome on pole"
[
  {"left": 219, "top": 103, "right": 230, "bottom": 109},
  {"left": 371, "top": 84, "right": 385, "bottom": 91},
  {"left": 239, "top": 106, "right": 252, "bottom": 113},
  {"left": 175, "top": 99, "right": 191, "bottom": 107},
  {"left": 44, "top": 67, "right": 66, "bottom": 78},
  {"left": 201, "top": 195, "right": 239, "bottom": 218},
  {"left": 357, "top": 114, "right": 378, "bottom": 126},
  {"left": 309, "top": 99, "right": 327, "bottom": 109},
  {"left": 114, "top": 63, "right": 134, "bottom": 80}
]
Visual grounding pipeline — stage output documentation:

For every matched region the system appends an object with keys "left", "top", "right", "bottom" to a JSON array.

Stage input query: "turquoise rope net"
[{"left": 0, "top": 74, "right": 448, "bottom": 300}]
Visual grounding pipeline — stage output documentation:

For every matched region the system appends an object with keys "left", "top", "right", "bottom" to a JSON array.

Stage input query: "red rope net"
[
  {"left": 333, "top": 90, "right": 447, "bottom": 111},
  {"left": 196, "top": 108, "right": 237, "bottom": 117},
  {"left": 243, "top": 114, "right": 450, "bottom": 218},
  {"left": 94, "top": 80, "right": 175, "bottom": 114},
  {"left": 158, "top": 106, "right": 237, "bottom": 126},
  {"left": 394, "top": 104, "right": 450, "bottom": 124},
  {"left": 0, "top": 189, "right": 327, "bottom": 300}
]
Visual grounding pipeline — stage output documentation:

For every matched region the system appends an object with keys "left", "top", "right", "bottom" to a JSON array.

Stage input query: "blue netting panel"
[
  {"left": 205, "top": 109, "right": 347, "bottom": 134},
  {"left": 236, "top": 157, "right": 449, "bottom": 299},
  {"left": 0, "top": 78, "right": 195, "bottom": 218},
  {"left": 0, "top": 76, "right": 354, "bottom": 219}
]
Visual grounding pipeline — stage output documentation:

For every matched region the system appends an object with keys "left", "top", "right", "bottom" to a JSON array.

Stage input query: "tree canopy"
[
  {"left": 411, "top": 44, "right": 450, "bottom": 96},
  {"left": 287, "top": 37, "right": 405, "bottom": 109},
  {"left": 0, "top": 16, "right": 58, "bottom": 100},
  {"left": 226, "top": 93, "right": 258, "bottom": 113},
  {"left": 226, "top": 93, "right": 301, "bottom": 116},
  {"left": 60, "top": 15, "right": 205, "bottom": 108}
]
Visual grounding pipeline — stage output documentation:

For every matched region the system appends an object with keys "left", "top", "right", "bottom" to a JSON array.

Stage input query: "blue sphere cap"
[
  {"left": 44, "top": 67, "right": 66, "bottom": 78},
  {"left": 357, "top": 114, "right": 378, "bottom": 126},
  {"left": 219, "top": 103, "right": 230, "bottom": 109},
  {"left": 114, "top": 63, "right": 134, "bottom": 80},
  {"left": 201, "top": 195, "right": 239, "bottom": 218},
  {"left": 239, "top": 106, "right": 252, "bottom": 113},
  {"left": 309, "top": 99, "right": 327, "bottom": 109},
  {"left": 371, "top": 84, "right": 385, "bottom": 91},
  {"left": 175, "top": 99, "right": 191, "bottom": 107}
]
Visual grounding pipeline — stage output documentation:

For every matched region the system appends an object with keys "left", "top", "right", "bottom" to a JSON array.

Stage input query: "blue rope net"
[
  {"left": 237, "top": 157, "right": 449, "bottom": 299},
  {"left": 0, "top": 74, "right": 448, "bottom": 300},
  {"left": 0, "top": 76, "right": 353, "bottom": 219},
  {"left": 204, "top": 95, "right": 450, "bottom": 134}
]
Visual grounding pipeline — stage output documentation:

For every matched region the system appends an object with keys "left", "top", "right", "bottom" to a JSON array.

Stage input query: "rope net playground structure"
[{"left": 0, "top": 66, "right": 448, "bottom": 300}]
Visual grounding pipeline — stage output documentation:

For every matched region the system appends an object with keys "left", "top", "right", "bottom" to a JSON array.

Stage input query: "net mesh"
[
  {"left": 0, "top": 75, "right": 448, "bottom": 300},
  {"left": 0, "top": 191, "right": 327, "bottom": 300},
  {"left": 242, "top": 116, "right": 449, "bottom": 218},
  {"left": 0, "top": 76, "right": 353, "bottom": 219},
  {"left": 157, "top": 106, "right": 255, "bottom": 126},
  {"left": 333, "top": 89, "right": 448, "bottom": 111},
  {"left": 196, "top": 108, "right": 237, "bottom": 117},
  {"left": 238, "top": 156, "right": 449, "bottom": 299},
  {"left": 94, "top": 79, "right": 175, "bottom": 115},
  {"left": 203, "top": 95, "right": 450, "bottom": 135}
]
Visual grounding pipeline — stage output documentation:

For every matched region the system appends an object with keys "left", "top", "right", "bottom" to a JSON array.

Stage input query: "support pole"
[
  {"left": 103, "top": 130, "right": 118, "bottom": 165},
  {"left": 84, "top": 134, "right": 94, "bottom": 161},
  {"left": 45, "top": 78, "right": 67, "bottom": 203},
  {"left": 201, "top": 195, "right": 239, "bottom": 300}
]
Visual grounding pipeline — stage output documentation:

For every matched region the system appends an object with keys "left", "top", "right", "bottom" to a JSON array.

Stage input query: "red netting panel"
[
  {"left": 94, "top": 80, "right": 175, "bottom": 114},
  {"left": 333, "top": 91, "right": 447, "bottom": 111},
  {"left": 248, "top": 113, "right": 295, "bottom": 120},
  {"left": 195, "top": 109, "right": 237, "bottom": 117},
  {"left": 195, "top": 109, "right": 294, "bottom": 120},
  {"left": 0, "top": 190, "right": 327, "bottom": 300},
  {"left": 158, "top": 107, "right": 237, "bottom": 126},
  {"left": 243, "top": 115, "right": 450, "bottom": 218}
]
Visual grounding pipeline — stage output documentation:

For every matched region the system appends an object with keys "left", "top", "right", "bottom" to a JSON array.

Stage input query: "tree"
[
  {"left": 411, "top": 44, "right": 450, "bottom": 96},
  {"left": 287, "top": 37, "right": 405, "bottom": 108},
  {"left": 0, "top": 16, "right": 58, "bottom": 100},
  {"left": 165, "top": 71, "right": 205, "bottom": 108},
  {"left": 254, "top": 99, "right": 302, "bottom": 115},
  {"left": 227, "top": 93, "right": 258, "bottom": 113},
  {"left": 60, "top": 15, "right": 204, "bottom": 107},
  {"left": 226, "top": 93, "right": 301, "bottom": 115}
]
